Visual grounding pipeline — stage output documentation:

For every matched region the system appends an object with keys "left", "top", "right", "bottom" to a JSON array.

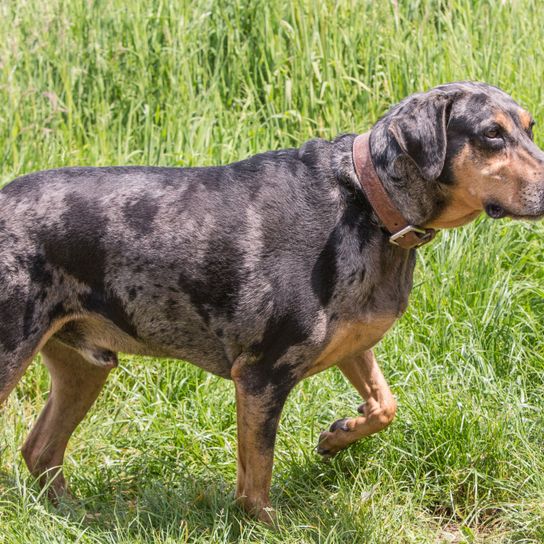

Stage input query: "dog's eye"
[{"left": 484, "top": 128, "right": 501, "bottom": 139}]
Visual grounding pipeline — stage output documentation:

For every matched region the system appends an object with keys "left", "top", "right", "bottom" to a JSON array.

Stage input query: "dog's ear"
[{"left": 389, "top": 93, "right": 453, "bottom": 181}]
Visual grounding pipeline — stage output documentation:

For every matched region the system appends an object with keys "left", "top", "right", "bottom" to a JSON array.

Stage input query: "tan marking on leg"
[
  {"left": 317, "top": 350, "right": 396, "bottom": 456},
  {"left": 234, "top": 387, "right": 275, "bottom": 523},
  {"left": 21, "top": 337, "right": 111, "bottom": 500}
]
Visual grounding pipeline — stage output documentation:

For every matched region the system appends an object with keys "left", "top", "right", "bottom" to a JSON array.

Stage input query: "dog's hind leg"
[
  {"left": 21, "top": 337, "right": 112, "bottom": 500},
  {"left": 317, "top": 349, "right": 397, "bottom": 457}
]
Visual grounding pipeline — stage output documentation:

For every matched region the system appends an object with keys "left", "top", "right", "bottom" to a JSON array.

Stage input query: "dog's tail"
[
  {"left": 0, "top": 333, "right": 45, "bottom": 405},
  {"left": 0, "top": 353, "right": 27, "bottom": 405},
  {"left": 0, "top": 292, "right": 46, "bottom": 406},
  {"left": 0, "top": 365, "right": 18, "bottom": 405}
]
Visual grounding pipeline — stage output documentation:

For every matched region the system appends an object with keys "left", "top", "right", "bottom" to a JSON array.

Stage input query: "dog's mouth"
[
  {"left": 485, "top": 202, "right": 544, "bottom": 221},
  {"left": 485, "top": 203, "right": 507, "bottom": 219}
]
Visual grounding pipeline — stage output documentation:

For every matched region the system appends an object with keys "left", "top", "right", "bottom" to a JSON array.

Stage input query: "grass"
[{"left": 2, "top": 0, "right": 544, "bottom": 541}]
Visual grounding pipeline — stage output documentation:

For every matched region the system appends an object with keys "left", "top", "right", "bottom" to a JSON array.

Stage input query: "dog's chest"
[
  {"left": 302, "top": 245, "right": 414, "bottom": 377},
  {"left": 305, "top": 315, "right": 397, "bottom": 377}
]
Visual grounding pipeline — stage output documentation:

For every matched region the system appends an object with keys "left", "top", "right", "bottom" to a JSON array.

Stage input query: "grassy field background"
[{"left": 2, "top": 0, "right": 544, "bottom": 542}]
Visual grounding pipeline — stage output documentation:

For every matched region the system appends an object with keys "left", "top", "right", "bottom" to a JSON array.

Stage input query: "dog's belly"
[{"left": 53, "top": 315, "right": 233, "bottom": 378}]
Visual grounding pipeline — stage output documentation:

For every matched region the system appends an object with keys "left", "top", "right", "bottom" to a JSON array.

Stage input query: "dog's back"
[{"left": 0, "top": 139, "right": 350, "bottom": 396}]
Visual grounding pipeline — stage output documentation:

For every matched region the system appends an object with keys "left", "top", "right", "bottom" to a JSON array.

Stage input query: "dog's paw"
[
  {"left": 257, "top": 506, "right": 277, "bottom": 525},
  {"left": 329, "top": 417, "right": 351, "bottom": 432},
  {"left": 46, "top": 480, "right": 76, "bottom": 507},
  {"left": 316, "top": 418, "right": 352, "bottom": 458},
  {"left": 236, "top": 495, "right": 277, "bottom": 525}
]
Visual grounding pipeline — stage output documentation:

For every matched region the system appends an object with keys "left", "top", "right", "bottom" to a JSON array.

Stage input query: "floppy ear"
[{"left": 389, "top": 93, "right": 452, "bottom": 181}]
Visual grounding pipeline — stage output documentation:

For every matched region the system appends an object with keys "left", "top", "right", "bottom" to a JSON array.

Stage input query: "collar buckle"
[{"left": 389, "top": 225, "right": 436, "bottom": 249}]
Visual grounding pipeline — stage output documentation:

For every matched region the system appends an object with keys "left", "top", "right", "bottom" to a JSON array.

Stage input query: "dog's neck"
[
  {"left": 366, "top": 122, "right": 448, "bottom": 227},
  {"left": 351, "top": 133, "right": 436, "bottom": 249},
  {"left": 329, "top": 131, "right": 447, "bottom": 228}
]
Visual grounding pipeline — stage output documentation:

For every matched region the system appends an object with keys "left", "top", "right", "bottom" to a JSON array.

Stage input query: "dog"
[{"left": 1, "top": 82, "right": 543, "bottom": 523}]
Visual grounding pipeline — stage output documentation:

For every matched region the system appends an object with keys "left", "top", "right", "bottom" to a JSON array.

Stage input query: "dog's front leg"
[
  {"left": 231, "top": 354, "right": 296, "bottom": 524},
  {"left": 317, "top": 349, "right": 396, "bottom": 457}
]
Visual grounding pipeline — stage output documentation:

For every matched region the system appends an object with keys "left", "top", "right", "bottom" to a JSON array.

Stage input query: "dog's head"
[{"left": 371, "top": 82, "right": 544, "bottom": 228}]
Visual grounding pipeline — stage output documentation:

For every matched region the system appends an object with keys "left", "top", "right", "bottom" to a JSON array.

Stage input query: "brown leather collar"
[{"left": 352, "top": 132, "right": 436, "bottom": 250}]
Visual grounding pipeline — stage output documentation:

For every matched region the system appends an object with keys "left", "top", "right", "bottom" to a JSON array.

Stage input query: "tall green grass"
[{"left": 2, "top": 0, "right": 544, "bottom": 542}]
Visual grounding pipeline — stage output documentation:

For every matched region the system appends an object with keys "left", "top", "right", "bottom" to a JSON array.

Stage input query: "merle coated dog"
[{"left": 1, "top": 82, "right": 543, "bottom": 522}]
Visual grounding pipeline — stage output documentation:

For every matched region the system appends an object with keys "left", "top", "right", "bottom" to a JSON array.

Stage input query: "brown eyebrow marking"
[
  {"left": 518, "top": 109, "right": 534, "bottom": 130},
  {"left": 494, "top": 111, "right": 515, "bottom": 131}
]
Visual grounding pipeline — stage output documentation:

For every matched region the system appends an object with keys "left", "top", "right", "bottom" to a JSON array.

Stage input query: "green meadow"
[{"left": 2, "top": 0, "right": 544, "bottom": 542}]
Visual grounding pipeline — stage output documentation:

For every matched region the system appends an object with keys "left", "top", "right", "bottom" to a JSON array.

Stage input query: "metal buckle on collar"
[{"left": 389, "top": 225, "right": 436, "bottom": 248}]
